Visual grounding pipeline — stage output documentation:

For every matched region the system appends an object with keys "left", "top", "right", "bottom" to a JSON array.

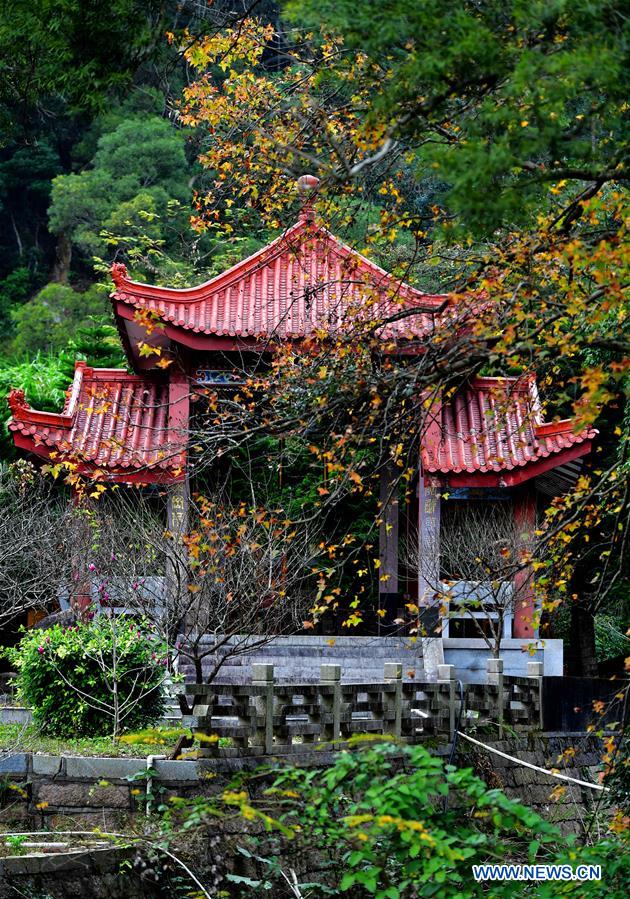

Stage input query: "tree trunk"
[
  {"left": 10, "top": 212, "right": 23, "bottom": 257},
  {"left": 568, "top": 601, "right": 598, "bottom": 677},
  {"left": 194, "top": 655, "right": 203, "bottom": 683},
  {"left": 51, "top": 231, "right": 72, "bottom": 283}
]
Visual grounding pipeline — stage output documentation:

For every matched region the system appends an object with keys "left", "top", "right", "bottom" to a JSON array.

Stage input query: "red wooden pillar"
[
  {"left": 418, "top": 393, "right": 443, "bottom": 634},
  {"left": 168, "top": 374, "right": 190, "bottom": 449},
  {"left": 167, "top": 373, "right": 190, "bottom": 527},
  {"left": 513, "top": 488, "right": 537, "bottom": 639}
]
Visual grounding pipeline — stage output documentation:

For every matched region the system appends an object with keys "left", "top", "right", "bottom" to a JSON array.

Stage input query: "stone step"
[
  {"left": 179, "top": 665, "right": 424, "bottom": 684},
  {"left": 189, "top": 641, "right": 420, "bottom": 651},
  {"left": 176, "top": 634, "right": 426, "bottom": 685}
]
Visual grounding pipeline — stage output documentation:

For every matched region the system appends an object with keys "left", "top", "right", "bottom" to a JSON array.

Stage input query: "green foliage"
[
  {"left": 594, "top": 615, "right": 630, "bottom": 663},
  {"left": 4, "top": 834, "right": 28, "bottom": 855},
  {"left": 0, "top": 0, "right": 167, "bottom": 135},
  {"left": 10, "top": 282, "right": 108, "bottom": 355},
  {"left": 550, "top": 607, "right": 630, "bottom": 664},
  {"left": 0, "top": 140, "right": 63, "bottom": 282},
  {"left": 0, "top": 267, "right": 32, "bottom": 306},
  {"left": 287, "top": 0, "right": 628, "bottom": 235},
  {"left": 243, "top": 739, "right": 629, "bottom": 897},
  {"left": 6, "top": 618, "right": 167, "bottom": 738},
  {"left": 0, "top": 267, "right": 34, "bottom": 332},
  {"left": 48, "top": 115, "right": 191, "bottom": 264},
  {"left": 66, "top": 322, "right": 127, "bottom": 369},
  {"left": 0, "top": 723, "right": 187, "bottom": 759}
]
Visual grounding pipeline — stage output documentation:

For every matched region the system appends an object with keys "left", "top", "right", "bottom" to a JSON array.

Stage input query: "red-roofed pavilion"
[{"left": 8, "top": 179, "right": 594, "bottom": 641}]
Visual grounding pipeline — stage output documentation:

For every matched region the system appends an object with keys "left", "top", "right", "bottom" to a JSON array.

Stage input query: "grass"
[{"left": 0, "top": 723, "right": 190, "bottom": 758}]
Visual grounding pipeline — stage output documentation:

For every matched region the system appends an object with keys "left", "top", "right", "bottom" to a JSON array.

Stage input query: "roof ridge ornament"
[
  {"left": 296, "top": 174, "right": 320, "bottom": 222},
  {"left": 7, "top": 388, "right": 29, "bottom": 416},
  {"left": 111, "top": 261, "right": 128, "bottom": 288}
]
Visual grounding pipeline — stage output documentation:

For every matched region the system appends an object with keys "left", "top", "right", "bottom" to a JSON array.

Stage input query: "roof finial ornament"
[{"left": 296, "top": 174, "right": 320, "bottom": 222}]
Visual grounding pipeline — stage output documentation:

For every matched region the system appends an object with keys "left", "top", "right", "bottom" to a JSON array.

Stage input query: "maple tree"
[{"left": 54, "top": 484, "right": 324, "bottom": 690}]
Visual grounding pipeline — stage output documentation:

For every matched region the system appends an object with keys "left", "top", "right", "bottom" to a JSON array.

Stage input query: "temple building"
[{"left": 7, "top": 179, "right": 594, "bottom": 654}]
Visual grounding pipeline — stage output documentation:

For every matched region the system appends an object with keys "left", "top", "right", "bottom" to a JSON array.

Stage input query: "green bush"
[
  {"left": 221, "top": 739, "right": 630, "bottom": 898},
  {"left": 6, "top": 617, "right": 167, "bottom": 738},
  {"left": 594, "top": 615, "right": 630, "bottom": 663},
  {"left": 10, "top": 282, "right": 108, "bottom": 355}
]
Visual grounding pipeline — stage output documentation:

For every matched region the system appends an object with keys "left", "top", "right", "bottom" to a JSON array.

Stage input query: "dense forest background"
[
  {"left": 0, "top": 0, "right": 627, "bottom": 676},
  {"left": 0, "top": 2, "right": 279, "bottom": 448}
]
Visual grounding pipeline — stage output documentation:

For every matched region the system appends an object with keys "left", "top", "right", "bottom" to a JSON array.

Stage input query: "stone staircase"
[{"left": 177, "top": 635, "right": 443, "bottom": 685}]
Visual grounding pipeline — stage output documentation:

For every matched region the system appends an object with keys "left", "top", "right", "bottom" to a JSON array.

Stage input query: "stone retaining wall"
[
  {"left": 0, "top": 844, "right": 154, "bottom": 899},
  {"left": 0, "top": 733, "right": 608, "bottom": 837},
  {"left": 457, "top": 733, "right": 607, "bottom": 834}
]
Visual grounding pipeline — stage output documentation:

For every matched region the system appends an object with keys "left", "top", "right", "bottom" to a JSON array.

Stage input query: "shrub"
[
  {"left": 594, "top": 614, "right": 630, "bottom": 663},
  {"left": 217, "top": 739, "right": 630, "bottom": 898},
  {"left": 10, "top": 282, "right": 108, "bottom": 355},
  {"left": 7, "top": 617, "right": 167, "bottom": 738}
]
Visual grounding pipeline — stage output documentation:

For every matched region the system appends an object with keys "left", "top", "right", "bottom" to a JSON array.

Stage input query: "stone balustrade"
[{"left": 183, "top": 659, "right": 544, "bottom": 757}]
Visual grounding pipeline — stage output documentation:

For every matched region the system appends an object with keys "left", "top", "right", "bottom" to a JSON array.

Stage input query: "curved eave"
[
  {"left": 425, "top": 438, "right": 593, "bottom": 488},
  {"left": 8, "top": 362, "right": 187, "bottom": 485},
  {"left": 10, "top": 431, "right": 184, "bottom": 484}
]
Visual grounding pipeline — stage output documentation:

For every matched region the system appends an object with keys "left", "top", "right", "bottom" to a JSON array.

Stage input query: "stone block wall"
[
  {"left": 0, "top": 733, "right": 608, "bottom": 838},
  {"left": 459, "top": 732, "right": 607, "bottom": 835}
]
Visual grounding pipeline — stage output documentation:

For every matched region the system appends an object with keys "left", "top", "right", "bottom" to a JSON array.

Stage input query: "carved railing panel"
[{"left": 183, "top": 660, "right": 544, "bottom": 757}]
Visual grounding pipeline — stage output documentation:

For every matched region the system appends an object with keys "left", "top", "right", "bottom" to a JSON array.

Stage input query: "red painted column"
[
  {"left": 166, "top": 374, "right": 191, "bottom": 626},
  {"left": 168, "top": 374, "right": 190, "bottom": 454},
  {"left": 167, "top": 372, "right": 190, "bottom": 525},
  {"left": 513, "top": 488, "right": 537, "bottom": 639}
]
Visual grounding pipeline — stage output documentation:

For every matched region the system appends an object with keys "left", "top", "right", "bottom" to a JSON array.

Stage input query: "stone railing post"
[
  {"left": 438, "top": 663, "right": 456, "bottom": 739},
  {"left": 527, "top": 661, "right": 544, "bottom": 730},
  {"left": 252, "top": 664, "right": 274, "bottom": 754},
  {"left": 487, "top": 658, "right": 504, "bottom": 739},
  {"left": 320, "top": 664, "right": 341, "bottom": 746},
  {"left": 384, "top": 662, "right": 403, "bottom": 737}
]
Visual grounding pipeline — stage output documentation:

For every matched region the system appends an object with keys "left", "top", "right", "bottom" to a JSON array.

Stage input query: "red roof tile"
[
  {"left": 421, "top": 376, "right": 595, "bottom": 485},
  {"left": 9, "top": 367, "right": 593, "bottom": 487},
  {"left": 8, "top": 362, "right": 186, "bottom": 482},
  {"left": 111, "top": 218, "right": 449, "bottom": 348}
]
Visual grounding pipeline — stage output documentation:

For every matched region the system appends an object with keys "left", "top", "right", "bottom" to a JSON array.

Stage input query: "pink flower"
[
  {"left": 88, "top": 563, "right": 96, "bottom": 572},
  {"left": 37, "top": 646, "right": 44, "bottom": 654}
]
